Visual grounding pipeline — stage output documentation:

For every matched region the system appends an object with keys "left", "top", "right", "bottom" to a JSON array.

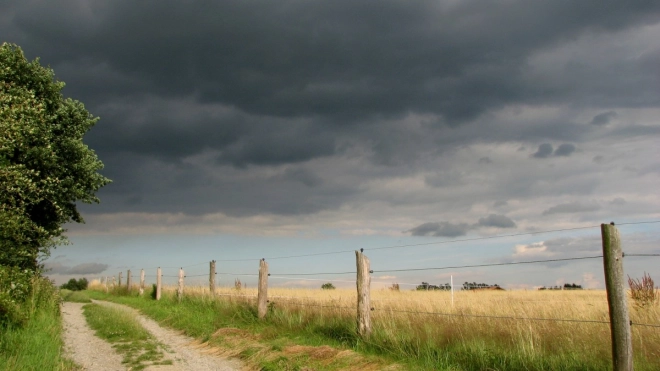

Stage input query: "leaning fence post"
[
  {"left": 257, "top": 258, "right": 269, "bottom": 319},
  {"left": 139, "top": 269, "right": 145, "bottom": 295},
  {"left": 210, "top": 260, "right": 216, "bottom": 296},
  {"left": 156, "top": 267, "right": 162, "bottom": 300},
  {"left": 356, "top": 249, "right": 372, "bottom": 338},
  {"left": 177, "top": 267, "right": 184, "bottom": 302},
  {"left": 601, "top": 222, "right": 633, "bottom": 371},
  {"left": 118, "top": 271, "right": 123, "bottom": 286},
  {"left": 126, "top": 269, "right": 132, "bottom": 291}
]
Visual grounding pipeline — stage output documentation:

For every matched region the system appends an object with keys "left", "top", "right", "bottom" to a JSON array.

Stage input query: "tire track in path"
[{"left": 61, "top": 300, "right": 244, "bottom": 371}]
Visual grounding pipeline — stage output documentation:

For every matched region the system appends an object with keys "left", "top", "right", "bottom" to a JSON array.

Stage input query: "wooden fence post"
[
  {"left": 601, "top": 222, "right": 633, "bottom": 371},
  {"left": 112, "top": 276, "right": 116, "bottom": 287},
  {"left": 126, "top": 269, "right": 132, "bottom": 291},
  {"left": 139, "top": 269, "right": 145, "bottom": 295},
  {"left": 356, "top": 249, "right": 372, "bottom": 338},
  {"left": 177, "top": 267, "right": 184, "bottom": 302},
  {"left": 210, "top": 260, "right": 216, "bottom": 296},
  {"left": 257, "top": 259, "right": 269, "bottom": 319},
  {"left": 118, "top": 271, "right": 123, "bottom": 286},
  {"left": 156, "top": 267, "right": 162, "bottom": 300}
]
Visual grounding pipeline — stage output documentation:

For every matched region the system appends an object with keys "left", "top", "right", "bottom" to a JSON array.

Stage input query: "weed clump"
[{"left": 628, "top": 272, "right": 657, "bottom": 309}]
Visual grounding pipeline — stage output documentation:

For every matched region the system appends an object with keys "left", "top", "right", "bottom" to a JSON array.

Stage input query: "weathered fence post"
[
  {"left": 257, "top": 259, "right": 269, "bottom": 319},
  {"left": 601, "top": 222, "right": 633, "bottom": 371},
  {"left": 112, "top": 276, "right": 116, "bottom": 287},
  {"left": 126, "top": 269, "right": 132, "bottom": 291},
  {"left": 210, "top": 260, "right": 216, "bottom": 296},
  {"left": 156, "top": 267, "right": 162, "bottom": 300},
  {"left": 177, "top": 268, "right": 184, "bottom": 302},
  {"left": 118, "top": 271, "right": 123, "bottom": 286},
  {"left": 356, "top": 249, "right": 372, "bottom": 338},
  {"left": 139, "top": 269, "right": 145, "bottom": 295}
]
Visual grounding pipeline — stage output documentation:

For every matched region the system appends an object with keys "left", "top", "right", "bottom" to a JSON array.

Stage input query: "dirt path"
[{"left": 61, "top": 301, "right": 244, "bottom": 371}]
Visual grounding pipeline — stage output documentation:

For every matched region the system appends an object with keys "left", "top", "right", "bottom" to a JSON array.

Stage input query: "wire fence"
[{"left": 102, "top": 221, "right": 660, "bottom": 335}]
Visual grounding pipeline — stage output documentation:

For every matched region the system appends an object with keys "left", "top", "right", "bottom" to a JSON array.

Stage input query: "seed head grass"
[{"left": 87, "top": 280, "right": 660, "bottom": 370}]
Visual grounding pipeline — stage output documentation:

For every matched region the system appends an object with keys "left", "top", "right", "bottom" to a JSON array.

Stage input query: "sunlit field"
[{"left": 90, "top": 280, "right": 660, "bottom": 370}]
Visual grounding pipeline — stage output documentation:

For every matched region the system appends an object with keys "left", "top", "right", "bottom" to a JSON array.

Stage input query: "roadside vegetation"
[
  {"left": 60, "top": 289, "right": 92, "bottom": 303},
  {"left": 88, "top": 282, "right": 660, "bottom": 371},
  {"left": 1, "top": 42, "right": 108, "bottom": 371},
  {"left": 82, "top": 303, "right": 172, "bottom": 370},
  {"left": 0, "top": 275, "right": 77, "bottom": 370}
]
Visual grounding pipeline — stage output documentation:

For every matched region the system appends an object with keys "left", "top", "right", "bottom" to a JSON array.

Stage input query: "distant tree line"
[
  {"left": 538, "top": 283, "right": 583, "bottom": 290},
  {"left": 462, "top": 282, "right": 501, "bottom": 290},
  {"left": 415, "top": 281, "right": 503, "bottom": 291},
  {"left": 60, "top": 278, "right": 88, "bottom": 291},
  {"left": 416, "top": 282, "right": 452, "bottom": 291}
]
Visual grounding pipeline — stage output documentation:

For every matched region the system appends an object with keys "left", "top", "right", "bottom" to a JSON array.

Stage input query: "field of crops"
[{"left": 94, "top": 281, "right": 660, "bottom": 370}]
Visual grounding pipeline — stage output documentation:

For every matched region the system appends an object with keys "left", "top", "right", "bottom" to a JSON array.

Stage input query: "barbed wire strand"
[
  {"left": 378, "top": 308, "right": 611, "bottom": 324},
  {"left": 271, "top": 271, "right": 356, "bottom": 276},
  {"left": 626, "top": 254, "right": 660, "bottom": 257},
  {"left": 617, "top": 220, "right": 660, "bottom": 226},
  {"left": 269, "top": 276, "right": 358, "bottom": 284},
  {"left": 270, "top": 301, "right": 355, "bottom": 310},
  {"left": 374, "top": 255, "right": 603, "bottom": 273},
  {"left": 632, "top": 323, "right": 660, "bottom": 328}
]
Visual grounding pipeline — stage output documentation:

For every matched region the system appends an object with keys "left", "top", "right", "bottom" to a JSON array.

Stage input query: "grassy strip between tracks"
[{"left": 82, "top": 302, "right": 172, "bottom": 370}]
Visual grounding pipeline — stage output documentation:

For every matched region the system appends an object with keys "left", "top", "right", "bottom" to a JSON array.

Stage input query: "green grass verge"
[
  {"left": 60, "top": 289, "right": 91, "bottom": 303},
  {"left": 0, "top": 278, "right": 78, "bottom": 371},
  {"left": 86, "top": 289, "right": 660, "bottom": 371},
  {"left": 82, "top": 303, "right": 172, "bottom": 370}
]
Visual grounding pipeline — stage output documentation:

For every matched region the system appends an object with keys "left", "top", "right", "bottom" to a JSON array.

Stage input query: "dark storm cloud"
[
  {"left": 553, "top": 143, "right": 576, "bottom": 157},
  {"left": 3, "top": 0, "right": 660, "bottom": 217},
  {"left": 590, "top": 111, "right": 617, "bottom": 126},
  {"left": 6, "top": 0, "right": 660, "bottom": 123},
  {"left": 408, "top": 214, "right": 516, "bottom": 237},
  {"left": 68, "top": 263, "right": 109, "bottom": 275},
  {"left": 532, "top": 143, "right": 554, "bottom": 158},
  {"left": 477, "top": 214, "right": 516, "bottom": 228},
  {"left": 407, "top": 222, "right": 471, "bottom": 238},
  {"left": 542, "top": 202, "right": 601, "bottom": 215},
  {"left": 532, "top": 143, "right": 576, "bottom": 158}
]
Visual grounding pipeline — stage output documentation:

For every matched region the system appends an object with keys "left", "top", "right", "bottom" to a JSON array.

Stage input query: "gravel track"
[{"left": 61, "top": 300, "right": 243, "bottom": 371}]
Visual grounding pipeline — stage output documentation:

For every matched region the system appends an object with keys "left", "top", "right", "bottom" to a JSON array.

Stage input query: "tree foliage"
[
  {"left": 321, "top": 282, "right": 335, "bottom": 290},
  {"left": 60, "top": 277, "right": 88, "bottom": 291},
  {"left": 0, "top": 42, "right": 110, "bottom": 270}
]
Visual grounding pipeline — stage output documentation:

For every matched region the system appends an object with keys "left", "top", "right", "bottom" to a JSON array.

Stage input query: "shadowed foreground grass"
[
  {"left": 87, "top": 284, "right": 660, "bottom": 371},
  {"left": 0, "top": 278, "right": 78, "bottom": 371}
]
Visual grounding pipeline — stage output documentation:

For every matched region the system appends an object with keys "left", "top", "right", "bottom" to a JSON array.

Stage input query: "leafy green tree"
[
  {"left": 60, "top": 278, "right": 88, "bottom": 291},
  {"left": 0, "top": 43, "right": 110, "bottom": 271},
  {"left": 321, "top": 282, "right": 336, "bottom": 290}
]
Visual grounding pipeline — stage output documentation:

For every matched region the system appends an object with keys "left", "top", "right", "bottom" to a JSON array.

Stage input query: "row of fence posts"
[{"left": 103, "top": 223, "right": 632, "bottom": 371}]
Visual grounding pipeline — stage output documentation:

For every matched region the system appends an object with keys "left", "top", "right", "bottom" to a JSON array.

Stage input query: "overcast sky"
[{"left": 3, "top": 0, "right": 659, "bottom": 288}]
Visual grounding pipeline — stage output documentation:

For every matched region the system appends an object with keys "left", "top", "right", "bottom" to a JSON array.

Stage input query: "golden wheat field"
[{"left": 91, "top": 280, "right": 660, "bottom": 366}]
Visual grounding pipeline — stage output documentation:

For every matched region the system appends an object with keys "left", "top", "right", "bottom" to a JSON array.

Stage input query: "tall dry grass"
[{"left": 88, "top": 280, "right": 660, "bottom": 369}]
